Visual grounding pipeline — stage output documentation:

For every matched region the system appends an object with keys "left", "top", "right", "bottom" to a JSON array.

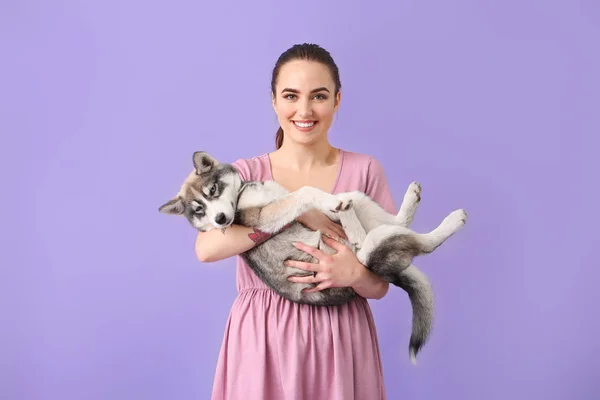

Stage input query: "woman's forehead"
[{"left": 276, "top": 60, "right": 334, "bottom": 91}]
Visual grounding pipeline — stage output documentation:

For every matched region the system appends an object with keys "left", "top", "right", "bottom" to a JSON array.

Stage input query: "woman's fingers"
[
  {"left": 302, "top": 281, "right": 332, "bottom": 293},
  {"left": 319, "top": 222, "right": 346, "bottom": 241},
  {"left": 321, "top": 234, "right": 349, "bottom": 252},
  {"left": 287, "top": 274, "right": 319, "bottom": 284},
  {"left": 328, "top": 223, "right": 347, "bottom": 240},
  {"left": 284, "top": 259, "right": 319, "bottom": 273},
  {"left": 292, "top": 241, "right": 329, "bottom": 260}
]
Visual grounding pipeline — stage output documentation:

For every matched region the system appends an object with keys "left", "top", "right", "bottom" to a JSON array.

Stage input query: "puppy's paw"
[
  {"left": 446, "top": 209, "right": 468, "bottom": 228},
  {"left": 322, "top": 196, "right": 345, "bottom": 213},
  {"left": 335, "top": 193, "right": 354, "bottom": 211},
  {"left": 405, "top": 181, "right": 422, "bottom": 203}
]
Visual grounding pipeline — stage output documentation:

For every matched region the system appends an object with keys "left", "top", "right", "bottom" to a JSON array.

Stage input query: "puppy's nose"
[{"left": 215, "top": 213, "right": 227, "bottom": 225}]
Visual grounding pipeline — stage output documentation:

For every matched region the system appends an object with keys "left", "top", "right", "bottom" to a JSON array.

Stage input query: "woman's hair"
[{"left": 271, "top": 43, "right": 342, "bottom": 149}]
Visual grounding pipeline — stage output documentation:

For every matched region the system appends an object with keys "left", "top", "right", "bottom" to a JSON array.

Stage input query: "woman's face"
[{"left": 272, "top": 60, "right": 341, "bottom": 147}]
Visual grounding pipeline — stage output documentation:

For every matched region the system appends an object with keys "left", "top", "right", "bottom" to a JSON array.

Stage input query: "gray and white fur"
[{"left": 159, "top": 151, "right": 468, "bottom": 364}]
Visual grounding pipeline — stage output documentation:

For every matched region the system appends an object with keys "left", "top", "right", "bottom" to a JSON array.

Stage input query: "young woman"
[{"left": 196, "top": 43, "right": 397, "bottom": 400}]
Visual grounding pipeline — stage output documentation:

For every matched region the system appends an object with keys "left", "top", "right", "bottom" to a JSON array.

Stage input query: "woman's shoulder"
[
  {"left": 230, "top": 153, "right": 270, "bottom": 181},
  {"left": 339, "top": 149, "right": 386, "bottom": 178},
  {"left": 339, "top": 149, "right": 396, "bottom": 212}
]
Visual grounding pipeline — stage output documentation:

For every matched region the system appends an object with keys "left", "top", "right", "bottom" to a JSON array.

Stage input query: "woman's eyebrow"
[{"left": 280, "top": 87, "right": 330, "bottom": 94}]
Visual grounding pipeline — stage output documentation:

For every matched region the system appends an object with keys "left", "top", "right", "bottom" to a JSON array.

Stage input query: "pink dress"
[{"left": 211, "top": 149, "right": 397, "bottom": 400}]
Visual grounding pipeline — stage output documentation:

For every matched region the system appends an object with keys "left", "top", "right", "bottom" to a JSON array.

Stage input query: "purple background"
[{"left": 2, "top": 1, "right": 599, "bottom": 399}]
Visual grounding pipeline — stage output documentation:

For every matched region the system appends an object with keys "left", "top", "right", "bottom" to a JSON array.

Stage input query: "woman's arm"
[
  {"left": 350, "top": 263, "right": 390, "bottom": 299},
  {"left": 195, "top": 225, "right": 278, "bottom": 263}
]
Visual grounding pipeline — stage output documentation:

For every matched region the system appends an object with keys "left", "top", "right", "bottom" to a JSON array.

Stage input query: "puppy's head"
[{"left": 159, "top": 151, "right": 243, "bottom": 231}]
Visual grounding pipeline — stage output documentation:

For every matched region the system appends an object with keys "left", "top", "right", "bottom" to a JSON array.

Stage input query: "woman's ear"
[{"left": 334, "top": 91, "right": 342, "bottom": 110}]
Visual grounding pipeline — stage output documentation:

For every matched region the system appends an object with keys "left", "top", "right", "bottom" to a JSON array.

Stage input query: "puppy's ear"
[
  {"left": 159, "top": 197, "right": 185, "bottom": 215},
  {"left": 193, "top": 151, "right": 218, "bottom": 175}
]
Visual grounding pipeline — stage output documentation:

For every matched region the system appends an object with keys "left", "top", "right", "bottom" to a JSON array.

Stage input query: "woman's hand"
[
  {"left": 285, "top": 235, "right": 390, "bottom": 299},
  {"left": 285, "top": 235, "right": 364, "bottom": 292},
  {"left": 296, "top": 209, "right": 347, "bottom": 241}
]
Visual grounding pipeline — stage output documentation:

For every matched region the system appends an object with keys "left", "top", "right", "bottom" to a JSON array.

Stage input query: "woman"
[{"left": 196, "top": 43, "right": 397, "bottom": 400}]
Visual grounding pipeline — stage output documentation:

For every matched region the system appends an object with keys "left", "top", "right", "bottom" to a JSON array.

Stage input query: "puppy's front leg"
[
  {"left": 337, "top": 208, "right": 367, "bottom": 251},
  {"left": 237, "top": 186, "right": 346, "bottom": 233}
]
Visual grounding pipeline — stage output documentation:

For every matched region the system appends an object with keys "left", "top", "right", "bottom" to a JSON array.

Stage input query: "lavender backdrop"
[{"left": 2, "top": 1, "right": 599, "bottom": 399}]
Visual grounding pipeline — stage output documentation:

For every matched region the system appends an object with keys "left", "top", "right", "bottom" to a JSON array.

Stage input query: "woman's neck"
[{"left": 273, "top": 140, "right": 339, "bottom": 171}]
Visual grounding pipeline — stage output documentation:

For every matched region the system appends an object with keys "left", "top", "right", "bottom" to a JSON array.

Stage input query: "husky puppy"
[{"left": 159, "top": 151, "right": 467, "bottom": 364}]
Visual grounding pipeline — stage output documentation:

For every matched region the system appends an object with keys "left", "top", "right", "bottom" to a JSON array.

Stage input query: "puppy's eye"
[
  {"left": 192, "top": 202, "right": 204, "bottom": 213},
  {"left": 209, "top": 183, "right": 217, "bottom": 196}
]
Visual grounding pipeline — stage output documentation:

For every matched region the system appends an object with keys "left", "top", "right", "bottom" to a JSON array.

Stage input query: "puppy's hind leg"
[
  {"left": 396, "top": 181, "right": 422, "bottom": 227},
  {"left": 414, "top": 209, "right": 467, "bottom": 253}
]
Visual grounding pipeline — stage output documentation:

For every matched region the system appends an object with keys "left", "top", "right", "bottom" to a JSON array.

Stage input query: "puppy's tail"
[{"left": 393, "top": 264, "right": 434, "bottom": 365}]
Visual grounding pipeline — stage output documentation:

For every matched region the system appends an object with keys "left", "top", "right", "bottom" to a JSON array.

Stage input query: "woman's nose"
[{"left": 297, "top": 100, "right": 314, "bottom": 117}]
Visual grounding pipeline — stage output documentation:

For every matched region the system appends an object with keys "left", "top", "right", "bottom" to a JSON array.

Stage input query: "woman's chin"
[
  {"left": 287, "top": 127, "right": 325, "bottom": 142},
  {"left": 290, "top": 134, "right": 324, "bottom": 146}
]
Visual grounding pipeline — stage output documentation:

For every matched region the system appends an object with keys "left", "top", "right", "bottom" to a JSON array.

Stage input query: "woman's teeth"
[{"left": 294, "top": 121, "right": 315, "bottom": 128}]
